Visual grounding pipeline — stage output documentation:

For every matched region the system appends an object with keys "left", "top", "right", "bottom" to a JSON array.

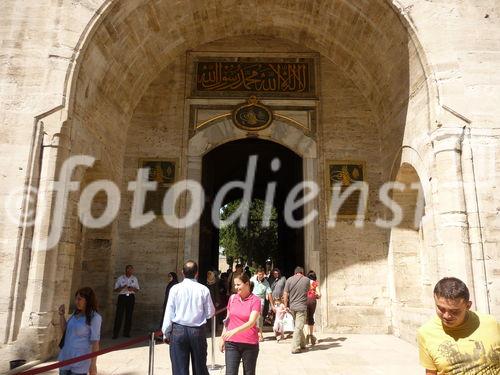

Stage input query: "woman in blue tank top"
[{"left": 58, "top": 287, "right": 102, "bottom": 375}]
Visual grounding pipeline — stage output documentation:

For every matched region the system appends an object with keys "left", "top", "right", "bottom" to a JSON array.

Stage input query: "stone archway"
[
  {"left": 12, "top": 0, "right": 441, "bottom": 363},
  {"left": 185, "top": 115, "right": 323, "bottom": 329},
  {"left": 185, "top": 116, "right": 320, "bottom": 280}
]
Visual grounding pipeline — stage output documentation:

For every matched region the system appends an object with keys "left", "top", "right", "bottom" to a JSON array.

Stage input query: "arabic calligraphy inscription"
[{"left": 195, "top": 60, "right": 314, "bottom": 97}]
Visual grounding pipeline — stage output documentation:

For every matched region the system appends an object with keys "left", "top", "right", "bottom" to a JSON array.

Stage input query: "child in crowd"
[{"left": 273, "top": 298, "right": 286, "bottom": 342}]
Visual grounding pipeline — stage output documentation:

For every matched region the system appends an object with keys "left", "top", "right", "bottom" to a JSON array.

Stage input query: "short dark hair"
[
  {"left": 183, "top": 260, "right": 198, "bottom": 279},
  {"left": 294, "top": 266, "right": 304, "bottom": 274},
  {"left": 434, "top": 277, "right": 470, "bottom": 301},
  {"left": 256, "top": 266, "right": 265, "bottom": 273},
  {"left": 307, "top": 270, "right": 317, "bottom": 281},
  {"left": 125, "top": 265, "right": 133, "bottom": 271},
  {"left": 168, "top": 272, "right": 178, "bottom": 283}
]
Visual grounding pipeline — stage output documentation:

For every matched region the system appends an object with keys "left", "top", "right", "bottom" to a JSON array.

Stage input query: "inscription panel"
[
  {"left": 192, "top": 57, "right": 316, "bottom": 98},
  {"left": 326, "top": 161, "right": 367, "bottom": 218}
]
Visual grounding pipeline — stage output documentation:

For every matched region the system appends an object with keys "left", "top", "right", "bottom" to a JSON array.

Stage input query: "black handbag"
[
  {"left": 58, "top": 329, "right": 66, "bottom": 349},
  {"left": 59, "top": 315, "right": 72, "bottom": 349}
]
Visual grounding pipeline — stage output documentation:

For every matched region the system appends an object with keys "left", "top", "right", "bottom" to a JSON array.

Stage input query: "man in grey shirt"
[{"left": 283, "top": 266, "right": 311, "bottom": 354}]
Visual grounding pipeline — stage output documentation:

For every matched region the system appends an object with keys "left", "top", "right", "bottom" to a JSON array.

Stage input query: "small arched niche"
[{"left": 389, "top": 162, "right": 435, "bottom": 341}]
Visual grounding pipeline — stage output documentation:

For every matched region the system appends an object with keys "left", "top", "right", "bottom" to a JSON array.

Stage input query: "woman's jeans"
[
  {"left": 224, "top": 341, "right": 259, "bottom": 375},
  {"left": 59, "top": 370, "right": 86, "bottom": 375}
]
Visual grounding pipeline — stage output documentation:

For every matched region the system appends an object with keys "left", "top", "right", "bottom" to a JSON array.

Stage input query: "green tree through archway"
[{"left": 219, "top": 199, "right": 278, "bottom": 267}]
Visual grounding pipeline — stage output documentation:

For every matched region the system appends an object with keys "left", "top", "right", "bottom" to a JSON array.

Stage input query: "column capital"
[{"left": 429, "top": 126, "right": 465, "bottom": 154}]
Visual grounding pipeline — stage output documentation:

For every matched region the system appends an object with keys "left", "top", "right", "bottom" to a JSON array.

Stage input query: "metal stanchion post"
[
  {"left": 211, "top": 316, "right": 216, "bottom": 368},
  {"left": 147, "top": 333, "right": 151, "bottom": 375},
  {"left": 148, "top": 331, "right": 155, "bottom": 375},
  {"left": 151, "top": 332, "right": 155, "bottom": 374},
  {"left": 208, "top": 316, "right": 223, "bottom": 371}
]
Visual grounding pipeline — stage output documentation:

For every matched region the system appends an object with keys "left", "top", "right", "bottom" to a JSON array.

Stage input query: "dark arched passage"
[{"left": 199, "top": 138, "right": 304, "bottom": 280}]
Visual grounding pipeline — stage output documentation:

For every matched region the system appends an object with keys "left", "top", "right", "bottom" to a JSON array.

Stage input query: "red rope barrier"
[
  {"left": 18, "top": 332, "right": 160, "bottom": 375},
  {"left": 215, "top": 307, "right": 227, "bottom": 316},
  {"left": 19, "top": 307, "right": 227, "bottom": 374}
]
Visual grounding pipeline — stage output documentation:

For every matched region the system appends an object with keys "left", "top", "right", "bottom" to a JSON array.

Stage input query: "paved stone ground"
[{"left": 32, "top": 332, "right": 421, "bottom": 375}]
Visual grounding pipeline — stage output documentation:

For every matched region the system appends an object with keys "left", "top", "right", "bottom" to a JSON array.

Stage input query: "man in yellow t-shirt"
[{"left": 417, "top": 277, "right": 499, "bottom": 374}]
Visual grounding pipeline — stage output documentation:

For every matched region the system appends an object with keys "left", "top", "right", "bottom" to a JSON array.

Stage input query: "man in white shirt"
[
  {"left": 112, "top": 265, "right": 140, "bottom": 339},
  {"left": 162, "top": 260, "right": 215, "bottom": 375},
  {"left": 250, "top": 267, "right": 273, "bottom": 341}
]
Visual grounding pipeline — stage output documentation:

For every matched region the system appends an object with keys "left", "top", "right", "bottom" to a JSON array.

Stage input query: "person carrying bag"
[{"left": 58, "top": 287, "right": 102, "bottom": 375}]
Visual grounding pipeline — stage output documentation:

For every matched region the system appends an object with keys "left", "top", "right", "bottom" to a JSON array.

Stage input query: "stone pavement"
[{"left": 30, "top": 331, "right": 421, "bottom": 375}]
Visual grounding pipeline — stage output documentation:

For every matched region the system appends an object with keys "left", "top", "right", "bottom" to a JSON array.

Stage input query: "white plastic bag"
[{"left": 282, "top": 312, "right": 294, "bottom": 332}]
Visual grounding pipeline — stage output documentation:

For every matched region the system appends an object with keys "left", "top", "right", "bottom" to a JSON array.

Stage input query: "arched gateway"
[{"left": 1, "top": 0, "right": 497, "bottom": 369}]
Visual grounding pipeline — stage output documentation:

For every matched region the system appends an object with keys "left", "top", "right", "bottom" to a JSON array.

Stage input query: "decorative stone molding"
[
  {"left": 429, "top": 126, "right": 465, "bottom": 155},
  {"left": 188, "top": 117, "right": 317, "bottom": 158}
]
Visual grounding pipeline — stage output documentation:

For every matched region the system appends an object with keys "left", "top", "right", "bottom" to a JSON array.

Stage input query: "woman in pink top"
[{"left": 219, "top": 273, "right": 261, "bottom": 375}]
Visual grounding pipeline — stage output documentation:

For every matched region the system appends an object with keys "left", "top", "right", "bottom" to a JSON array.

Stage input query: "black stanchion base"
[{"left": 10, "top": 360, "right": 27, "bottom": 370}]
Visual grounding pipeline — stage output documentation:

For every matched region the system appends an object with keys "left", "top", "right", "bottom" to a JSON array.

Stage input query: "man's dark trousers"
[
  {"left": 169, "top": 323, "right": 209, "bottom": 375},
  {"left": 113, "top": 294, "right": 135, "bottom": 337}
]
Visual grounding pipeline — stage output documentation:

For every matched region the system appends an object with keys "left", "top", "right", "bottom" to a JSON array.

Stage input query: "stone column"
[
  {"left": 303, "top": 157, "right": 321, "bottom": 273},
  {"left": 430, "top": 127, "right": 475, "bottom": 301},
  {"left": 302, "top": 156, "right": 322, "bottom": 329},
  {"left": 461, "top": 128, "right": 491, "bottom": 313},
  {"left": 183, "top": 155, "right": 202, "bottom": 263},
  {"left": 17, "top": 118, "right": 72, "bottom": 360}
]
